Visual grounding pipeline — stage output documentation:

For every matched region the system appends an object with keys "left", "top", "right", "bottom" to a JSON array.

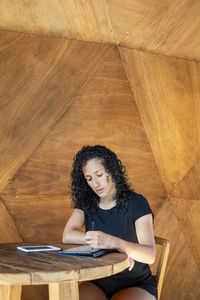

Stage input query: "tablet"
[
  {"left": 17, "top": 245, "right": 61, "bottom": 253},
  {"left": 58, "top": 245, "right": 115, "bottom": 258}
]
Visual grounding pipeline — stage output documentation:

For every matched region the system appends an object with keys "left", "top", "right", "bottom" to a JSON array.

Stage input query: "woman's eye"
[
  {"left": 97, "top": 174, "right": 103, "bottom": 177},
  {"left": 85, "top": 178, "right": 92, "bottom": 182}
]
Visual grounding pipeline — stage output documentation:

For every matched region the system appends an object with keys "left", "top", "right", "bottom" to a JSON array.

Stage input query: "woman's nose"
[{"left": 92, "top": 179, "right": 99, "bottom": 188}]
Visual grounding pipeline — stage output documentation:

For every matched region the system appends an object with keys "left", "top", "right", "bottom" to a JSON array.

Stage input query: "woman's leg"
[
  {"left": 111, "top": 287, "right": 156, "bottom": 300},
  {"left": 79, "top": 281, "right": 108, "bottom": 300}
]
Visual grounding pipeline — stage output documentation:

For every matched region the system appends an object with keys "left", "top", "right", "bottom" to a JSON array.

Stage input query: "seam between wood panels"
[
  {"left": 116, "top": 0, "right": 161, "bottom": 47},
  {"left": 0, "top": 196, "right": 23, "bottom": 242},
  {"left": 0, "top": 27, "right": 198, "bottom": 62},
  {"left": 169, "top": 156, "right": 200, "bottom": 198}
]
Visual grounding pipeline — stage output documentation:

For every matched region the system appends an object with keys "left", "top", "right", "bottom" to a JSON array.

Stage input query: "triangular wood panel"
[
  {"left": 170, "top": 197, "right": 200, "bottom": 267},
  {"left": 121, "top": 0, "right": 200, "bottom": 61},
  {"left": 119, "top": 47, "right": 200, "bottom": 193},
  {"left": 172, "top": 159, "right": 200, "bottom": 199},
  {"left": 153, "top": 200, "right": 200, "bottom": 299},
  {"left": 0, "top": 30, "right": 112, "bottom": 193},
  {"left": 0, "top": 198, "right": 22, "bottom": 243}
]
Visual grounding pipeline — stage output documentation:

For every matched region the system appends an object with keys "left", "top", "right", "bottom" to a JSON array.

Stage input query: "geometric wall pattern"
[{"left": 1, "top": 1, "right": 200, "bottom": 299}]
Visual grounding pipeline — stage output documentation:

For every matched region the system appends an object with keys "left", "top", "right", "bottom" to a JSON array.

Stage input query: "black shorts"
[{"left": 91, "top": 269, "right": 158, "bottom": 299}]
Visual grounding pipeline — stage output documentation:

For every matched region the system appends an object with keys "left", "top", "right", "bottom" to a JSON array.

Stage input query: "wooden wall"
[
  {"left": 0, "top": 30, "right": 200, "bottom": 299},
  {"left": 1, "top": 0, "right": 200, "bottom": 61},
  {"left": 1, "top": 0, "right": 200, "bottom": 296}
]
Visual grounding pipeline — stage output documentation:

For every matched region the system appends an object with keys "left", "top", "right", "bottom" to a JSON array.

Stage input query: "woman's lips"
[{"left": 96, "top": 188, "right": 104, "bottom": 194}]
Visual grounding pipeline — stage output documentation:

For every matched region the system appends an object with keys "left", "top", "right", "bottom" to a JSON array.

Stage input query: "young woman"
[{"left": 63, "top": 145, "right": 157, "bottom": 300}]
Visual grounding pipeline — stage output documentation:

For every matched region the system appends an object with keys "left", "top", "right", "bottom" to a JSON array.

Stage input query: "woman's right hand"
[{"left": 85, "top": 230, "right": 117, "bottom": 249}]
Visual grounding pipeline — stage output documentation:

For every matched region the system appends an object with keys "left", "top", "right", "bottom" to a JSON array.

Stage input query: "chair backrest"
[{"left": 154, "top": 236, "right": 170, "bottom": 300}]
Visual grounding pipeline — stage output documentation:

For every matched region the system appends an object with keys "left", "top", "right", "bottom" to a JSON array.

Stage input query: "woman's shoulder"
[
  {"left": 129, "top": 190, "right": 147, "bottom": 202},
  {"left": 128, "top": 191, "right": 153, "bottom": 221}
]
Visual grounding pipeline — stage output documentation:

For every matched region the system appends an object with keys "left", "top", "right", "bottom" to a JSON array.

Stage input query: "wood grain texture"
[
  {"left": 0, "top": 199, "right": 22, "bottom": 243},
  {"left": 0, "top": 30, "right": 112, "bottom": 193},
  {"left": 119, "top": 47, "right": 200, "bottom": 193},
  {"left": 1, "top": 1, "right": 200, "bottom": 61},
  {"left": 121, "top": 0, "right": 200, "bottom": 61},
  {"left": 49, "top": 281, "right": 79, "bottom": 300},
  {"left": 59, "top": 47, "right": 167, "bottom": 208},
  {"left": 2, "top": 46, "right": 166, "bottom": 210},
  {"left": 153, "top": 201, "right": 200, "bottom": 300},
  {"left": 0, "top": 0, "right": 114, "bottom": 43},
  {"left": 0, "top": 243, "right": 128, "bottom": 284},
  {"left": 170, "top": 197, "right": 200, "bottom": 267},
  {"left": 1, "top": 46, "right": 166, "bottom": 249},
  {"left": 107, "top": 0, "right": 158, "bottom": 44},
  {"left": 0, "top": 0, "right": 158, "bottom": 45},
  {"left": 0, "top": 284, "right": 22, "bottom": 300},
  {"left": 0, "top": 0, "right": 29, "bottom": 33},
  {"left": 171, "top": 159, "right": 200, "bottom": 199},
  {"left": 1, "top": 194, "right": 72, "bottom": 242},
  {"left": 21, "top": 285, "right": 48, "bottom": 300}
]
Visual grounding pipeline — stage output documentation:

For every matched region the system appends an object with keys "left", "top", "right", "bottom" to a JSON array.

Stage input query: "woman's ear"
[{"left": 106, "top": 175, "right": 110, "bottom": 183}]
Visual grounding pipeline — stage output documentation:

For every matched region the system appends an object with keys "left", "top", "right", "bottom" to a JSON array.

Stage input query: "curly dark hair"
[{"left": 71, "top": 145, "right": 134, "bottom": 215}]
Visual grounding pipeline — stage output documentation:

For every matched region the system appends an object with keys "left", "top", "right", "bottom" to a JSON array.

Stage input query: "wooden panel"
[
  {"left": 108, "top": 0, "right": 158, "bottom": 44},
  {"left": 172, "top": 160, "right": 200, "bottom": 199},
  {"left": 0, "top": 199, "right": 21, "bottom": 243},
  {"left": 1, "top": 194, "right": 72, "bottom": 242},
  {"left": 2, "top": 159, "right": 70, "bottom": 196},
  {"left": 0, "top": 0, "right": 29, "bottom": 33},
  {"left": 153, "top": 201, "right": 200, "bottom": 300},
  {"left": 0, "top": 30, "right": 112, "bottom": 193},
  {"left": 121, "top": 0, "right": 200, "bottom": 61},
  {"left": 119, "top": 47, "right": 200, "bottom": 193},
  {"left": 0, "top": 0, "right": 114, "bottom": 43},
  {"left": 170, "top": 197, "right": 200, "bottom": 267}
]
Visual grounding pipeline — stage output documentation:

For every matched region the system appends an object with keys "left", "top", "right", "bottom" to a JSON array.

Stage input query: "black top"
[
  {"left": 77, "top": 191, "right": 157, "bottom": 298},
  {"left": 84, "top": 191, "right": 153, "bottom": 282}
]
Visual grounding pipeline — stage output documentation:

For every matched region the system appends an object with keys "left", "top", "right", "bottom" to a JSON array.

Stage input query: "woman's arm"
[
  {"left": 62, "top": 208, "right": 87, "bottom": 244},
  {"left": 116, "top": 213, "right": 156, "bottom": 264},
  {"left": 85, "top": 213, "right": 156, "bottom": 265}
]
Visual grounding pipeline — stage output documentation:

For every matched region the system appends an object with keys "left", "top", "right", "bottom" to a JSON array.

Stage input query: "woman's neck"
[{"left": 99, "top": 198, "right": 116, "bottom": 209}]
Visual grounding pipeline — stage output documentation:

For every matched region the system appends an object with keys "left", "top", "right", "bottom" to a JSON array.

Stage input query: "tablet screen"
[{"left": 17, "top": 245, "right": 61, "bottom": 252}]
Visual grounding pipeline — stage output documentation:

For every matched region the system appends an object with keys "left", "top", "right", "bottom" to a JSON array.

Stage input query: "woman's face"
[{"left": 82, "top": 158, "right": 116, "bottom": 200}]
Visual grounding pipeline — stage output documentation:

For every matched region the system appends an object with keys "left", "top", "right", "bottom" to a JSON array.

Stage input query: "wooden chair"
[{"left": 154, "top": 236, "right": 170, "bottom": 300}]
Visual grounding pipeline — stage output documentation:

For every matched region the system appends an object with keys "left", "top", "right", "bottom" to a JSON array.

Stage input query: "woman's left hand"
[
  {"left": 85, "top": 230, "right": 115, "bottom": 249},
  {"left": 128, "top": 257, "right": 135, "bottom": 271}
]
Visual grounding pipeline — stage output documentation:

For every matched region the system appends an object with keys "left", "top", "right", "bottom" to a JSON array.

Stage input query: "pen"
[
  {"left": 91, "top": 220, "right": 95, "bottom": 231},
  {"left": 91, "top": 221, "right": 95, "bottom": 250}
]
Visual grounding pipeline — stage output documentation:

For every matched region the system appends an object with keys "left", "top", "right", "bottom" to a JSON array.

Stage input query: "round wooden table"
[{"left": 0, "top": 243, "right": 128, "bottom": 300}]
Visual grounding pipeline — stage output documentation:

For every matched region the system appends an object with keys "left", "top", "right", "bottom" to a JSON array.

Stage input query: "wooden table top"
[{"left": 0, "top": 243, "right": 128, "bottom": 285}]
